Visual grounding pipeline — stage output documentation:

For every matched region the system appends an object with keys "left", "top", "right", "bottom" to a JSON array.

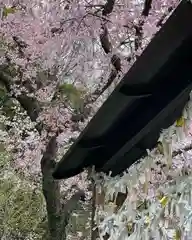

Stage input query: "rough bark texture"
[
  {"left": 41, "top": 136, "right": 64, "bottom": 240},
  {"left": 142, "top": 0, "right": 153, "bottom": 16},
  {"left": 0, "top": 68, "right": 41, "bottom": 123},
  {"left": 86, "top": 0, "right": 154, "bottom": 104},
  {"left": 84, "top": 0, "right": 120, "bottom": 105}
]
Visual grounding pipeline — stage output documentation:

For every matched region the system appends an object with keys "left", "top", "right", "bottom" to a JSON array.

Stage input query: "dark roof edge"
[{"left": 53, "top": 0, "right": 192, "bottom": 179}]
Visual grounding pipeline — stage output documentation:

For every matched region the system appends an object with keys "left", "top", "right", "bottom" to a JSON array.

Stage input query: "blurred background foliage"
[
  {"left": 0, "top": 151, "right": 48, "bottom": 240},
  {"left": 0, "top": 149, "right": 91, "bottom": 240},
  {"left": 58, "top": 83, "right": 85, "bottom": 113}
]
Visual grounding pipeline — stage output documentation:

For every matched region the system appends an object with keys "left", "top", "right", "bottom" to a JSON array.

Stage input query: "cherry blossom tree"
[{"left": 0, "top": 0, "right": 185, "bottom": 239}]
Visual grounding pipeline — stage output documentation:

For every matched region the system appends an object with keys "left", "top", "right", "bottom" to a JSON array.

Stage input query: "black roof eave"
[{"left": 53, "top": 0, "right": 192, "bottom": 180}]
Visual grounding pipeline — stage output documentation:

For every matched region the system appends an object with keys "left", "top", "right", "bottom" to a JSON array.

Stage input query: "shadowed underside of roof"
[{"left": 53, "top": 0, "right": 192, "bottom": 180}]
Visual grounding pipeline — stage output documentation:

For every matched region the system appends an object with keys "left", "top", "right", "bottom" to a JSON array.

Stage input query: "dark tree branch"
[
  {"left": 133, "top": 0, "right": 155, "bottom": 55},
  {"left": 86, "top": 0, "right": 121, "bottom": 105},
  {"left": 102, "top": 0, "right": 116, "bottom": 16},
  {"left": 142, "top": 0, "right": 153, "bottom": 17},
  {"left": 12, "top": 36, "right": 28, "bottom": 57},
  {"left": 111, "top": 54, "right": 121, "bottom": 72},
  {"left": 50, "top": 1, "right": 118, "bottom": 108},
  {"left": 172, "top": 143, "right": 192, "bottom": 158},
  {"left": 99, "top": 25, "right": 121, "bottom": 72},
  {"left": 0, "top": 63, "right": 59, "bottom": 133},
  {"left": 0, "top": 69, "right": 41, "bottom": 125},
  {"left": 12, "top": 36, "right": 28, "bottom": 49},
  {"left": 134, "top": 20, "right": 145, "bottom": 52},
  {"left": 99, "top": 25, "right": 112, "bottom": 54},
  {"left": 134, "top": 0, "right": 154, "bottom": 55}
]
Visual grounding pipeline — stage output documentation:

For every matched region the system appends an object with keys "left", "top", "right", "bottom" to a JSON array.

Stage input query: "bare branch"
[
  {"left": 41, "top": 136, "right": 58, "bottom": 169},
  {"left": 142, "top": 0, "right": 153, "bottom": 17},
  {"left": 0, "top": 63, "right": 59, "bottom": 133},
  {"left": 99, "top": 25, "right": 112, "bottom": 54},
  {"left": 102, "top": 0, "right": 116, "bottom": 16},
  {"left": 172, "top": 143, "right": 192, "bottom": 158},
  {"left": 134, "top": 0, "right": 154, "bottom": 55},
  {"left": 0, "top": 69, "right": 41, "bottom": 124},
  {"left": 111, "top": 54, "right": 121, "bottom": 71},
  {"left": 87, "top": 0, "right": 121, "bottom": 103},
  {"left": 51, "top": 18, "right": 76, "bottom": 35},
  {"left": 12, "top": 36, "right": 28, "bottom": 49},
  {"left": 134, "top": 20, "right": 144, "bottom": 52},
  {"left": 99, "top": 25, "right": 121, "bottom": 71}
]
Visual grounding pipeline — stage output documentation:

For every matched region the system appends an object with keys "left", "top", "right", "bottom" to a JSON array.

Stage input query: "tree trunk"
[
  {"left": 41, "top": 136, "right": 66, "bottom": 240},
  {"left": 41, "top": 135, "right": 86, "bottom": 240}
]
